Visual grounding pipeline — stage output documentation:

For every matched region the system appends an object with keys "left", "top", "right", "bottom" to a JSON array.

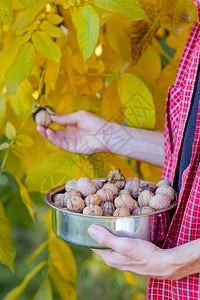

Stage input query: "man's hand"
[
  {"left": 37, "top": 111, "right": 110, "bottom": 154},
  {"left": 88, "top": 224, "right": 170, "bottom": 279},
  {"left": 88, "top": 224, "right": 200, "bottom": 280}
]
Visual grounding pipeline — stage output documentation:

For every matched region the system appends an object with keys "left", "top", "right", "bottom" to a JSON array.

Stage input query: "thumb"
[{"left": 88, "top": 225, "right": 132, "bottom": 255}]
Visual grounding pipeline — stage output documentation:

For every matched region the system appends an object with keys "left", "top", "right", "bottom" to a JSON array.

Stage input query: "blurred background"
[{"left": 0, "top": 0, "right": 198, "bottom": 299}]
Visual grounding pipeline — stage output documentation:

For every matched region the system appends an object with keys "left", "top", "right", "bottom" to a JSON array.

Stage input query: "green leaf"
[
  {"left": 0, "top": 0, "right": 13, "bottom": 26},
  {"left": 46, "top": 13, "right": 63, "bottom": 24},
  {"left": 0, "top": 202, "right": 15, "bottom": 273},
  {"left": 17, "top": 0, "right": 35, "bottom": 10},
  {"left": 32, "top": 31, "right": 62, "bottom": 62},
  {"left": 0, "top": 142, "right": 9, "bottom": 151},
  {"left": 94, "top": 0, "right": 149, "bottom": 21},
  {"left": 77, "top": 5, "right": 100, "bottom": 61},
  {"left": 117, "top": 73, "right": 156, "bottom": 129},
  {"left": 40, "top": 21, "right": 64, "bottom": 38},
  {"left": 0, "top": 95, "right": 6, "bottom": 127},
  {"left": 33, "top": 278, "right": 53, "bottom": 300},
  {"left": 3, "top": 261, "right": 47, "bottom": 300},
  {"left": 26, "top": 240, "right": 48, "bottom": 264},
  {"left": 5, "top": 43, "right": 35, "bottom": 95},
  {"left": 16, "top": 134, "right": 34, "bottom": 148},
  {"left": 5, "top": 122, "right": 16, "bottom": 140}
]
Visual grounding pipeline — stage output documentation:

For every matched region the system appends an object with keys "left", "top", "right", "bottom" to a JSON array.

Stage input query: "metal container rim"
[{"left": 45, "top": 183, "right": 178, "bottom": 220}]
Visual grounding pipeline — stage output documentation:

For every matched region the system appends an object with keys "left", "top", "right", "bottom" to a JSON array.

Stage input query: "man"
[{"left": 37, "top": 1, "right": 200, "bottom": 298}]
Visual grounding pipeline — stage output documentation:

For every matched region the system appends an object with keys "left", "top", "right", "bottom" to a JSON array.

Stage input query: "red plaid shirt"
[{"left": 147, "top": 1, "right": 200, "bottom": 299}]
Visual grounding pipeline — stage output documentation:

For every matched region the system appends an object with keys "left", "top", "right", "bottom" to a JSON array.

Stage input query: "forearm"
[
  {"left": 164, "top": 238, "right": 200, "bottom": 280},
  {"left": 104, "top": 123, "right": 165, "bottom": 167}
]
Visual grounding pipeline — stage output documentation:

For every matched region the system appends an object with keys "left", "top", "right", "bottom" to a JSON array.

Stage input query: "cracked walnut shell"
[
  {"left": 82, "top": 204, "right": 102, "bottom": 216},
  {"left": 85, "top": 194, "right": 102, "bottom": 206},
  {"left": 65, "top": 195, "right": 85, "bottom": 213},
  {"left": 124, "top": 178, "right": 140, "bottom": 198},
  {"left": 113, "top": 207, "right": 130, "bottom": 217},
  {"left": 114, "top": 194, "right": 139, "bottom": 211},
  {"left": 100, "top": 201, "right": 115, "bottom": 216},
  {"left": 138, "top": 190, "right": 154, "bottom": 208},
  {"left": 96, "top": 188, "right": 114, "bottom": 201},
  {"left": 77, "top": 178, "right": 97, "bottom": 198}
]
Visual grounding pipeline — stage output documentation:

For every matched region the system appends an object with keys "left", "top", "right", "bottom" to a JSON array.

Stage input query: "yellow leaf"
[
  {"left": 140, "top": 162, "right": 162, "bottom": 183},
  {"left": 17, "top": 180, "right": 34, "bottom": 221},
  {"left": 0, "top": 202, "right": 15, "bottom": 272},
  {"left": 132, "top": 291, "right": 146, "bottom": 300},
  {"left": 117, "top": 73, "right": 156, "bottom": 129},
  {"left": 16, "top": 134, "right": 34, "bottom": 148},
  {"left": 5, "top": 122, "right": 16, "bottom": 139},
  {"left": 3, "top": 261, "right": 47, "bottom": 300},
  {"left": 44, "top": 60, "right": 61, "bottom": 96},
  {"left": 106, "top": 17, "right": 131, "bottom": 61},
  {"left": 48, "top": 237, "right": 77, "bottom": 284},
  {"left": 40, "top": 20, "right": 64, "bottom": 38},
  {"left": 0, "top": 0, "right": 13, "bottom": 26},
  {"left": 0, "top": 95, "right": 6, "bottom": 127},
  {"left": 71, "top": 52, "right": 88, "bottom": 75},
  {"left": 101, "top": 79, "right": 124, "bottom": 123},
  {"left": 25, "top": 151, "right": 79, "bottom": 193},
  {"left": 0, "top": 142, "right": 9, "bottom": 150},
  {"left": 46, "top": 13, "right": 64, "bottom": 24},
  {"left": 124, "top": 271, "right": 137, "bottom": 286},
  {"left": 32, "top": 31, "right": 62, "bottom": 62},
  {"left": 48, "top": 264, "right": 77, "bottom": 300},
  {"left": 9, "top": 79, "right": 34, "bottom": 118},
  {"left": 127, "top": 45, "right": 162, "bottom": 82},
  {"left": 76, "top": 75, "right": 104, "bottom": 96}
]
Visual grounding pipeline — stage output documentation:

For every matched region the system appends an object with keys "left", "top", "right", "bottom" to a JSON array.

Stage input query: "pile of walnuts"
[{"left": 52, "top": 168, "right": 176, "bottom": 217}]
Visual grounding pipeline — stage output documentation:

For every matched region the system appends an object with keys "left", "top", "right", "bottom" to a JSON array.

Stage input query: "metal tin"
[{"left": 45, "top": 184, "right": 178, "bottom": 249}]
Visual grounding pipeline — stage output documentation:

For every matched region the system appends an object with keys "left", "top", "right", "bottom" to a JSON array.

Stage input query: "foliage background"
[{"left": 0, "top": 0, "right": 198, "bottom": 299}]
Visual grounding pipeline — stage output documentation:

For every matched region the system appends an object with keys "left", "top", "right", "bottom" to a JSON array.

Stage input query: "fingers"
[
  {"left": 91, "top": 249, "right": 127, "bottom": 269},
  {"left": 88, "top": 225, "right": 134, "bottom": 256},
  {"left": 37, "top": 125, "right": 48, "bottom": 139},
  {"left": 51, "top": 111, "right": 87, "bottom": 126}
]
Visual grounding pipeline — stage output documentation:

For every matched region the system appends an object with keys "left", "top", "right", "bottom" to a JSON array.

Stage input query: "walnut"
[
  {"left": 65, "top": 179, "right": 77, "bottom": 192},
  {"left": 85, "top": 194, "right": 102, "bottom": 206},
  {"left": 124, "top": 178, "right": 140, "bottom": 198},
  {"left": 114, "top": 194, "right": 139, "bottom": 211},
  {"left": 140, "top": 206, "right": 155, "bottom": 214},
  {"left": 103, "top": 183, "right": 118, "bottom": 195},
  {"left": 53, "top": 193, "right": 63, "bottom": 207},
  {"left": 149, "top": 194, "right": 171, "bottom": 210},
  {"left": 96, "top": 188, "right": 114, "bottom": 201},
  {"left": 32, "top": 105, "right": 55, "bottom": 127},
  {"left": 155, "top": 186, "right": 175, "bottom": 201},
  {"left": 66, "top": 195, "right": 85, "bottom": 213},
  {"left": 114, "top": 179, "right": 126, "bottom": 189},
  {"left": 91, "top": 179, "right": 103, "bottom": 190},
  {"left": 138, "top": 190, "right": 154, "bottom": 208},
  {"left": 113, "top": 207, "right": 130, "bottom": 217},
  {"left": 77, "top": 177, "right": 97, "bottom": 198},
  {"left": 82, "top": 204, "right": 102, "bottom": 216},
  {"left": 157, "top": 179, "right": 171, "bottom": 188},
  {"left": 61, "top": 190, "right": 82, "bottom": 206},
  {"left": 139, "top": 183, "right": 158, "bottom": 195},
  {"left": 100, "top": 201, "right": 115, "bottom": 216},
  {"left": 119, "top": 189, "right": 131, "bottom": 196},
  {"left": 131, "top": 207, "right": 141, "bottom": 215}
]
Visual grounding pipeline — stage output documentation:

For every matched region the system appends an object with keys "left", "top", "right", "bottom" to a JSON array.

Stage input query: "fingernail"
[{"left": 88, "top": 226, "right": 99, "bottom": 237}]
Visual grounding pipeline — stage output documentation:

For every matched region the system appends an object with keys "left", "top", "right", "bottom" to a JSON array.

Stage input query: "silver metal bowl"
[{"left": 45, "top": 184, "right": 178, "bottom": 249}]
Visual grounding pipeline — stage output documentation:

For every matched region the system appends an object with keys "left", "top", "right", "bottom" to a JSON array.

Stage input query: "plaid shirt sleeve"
[{"left": 147, "top": 2, "right": 200, "bottom": 299}]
